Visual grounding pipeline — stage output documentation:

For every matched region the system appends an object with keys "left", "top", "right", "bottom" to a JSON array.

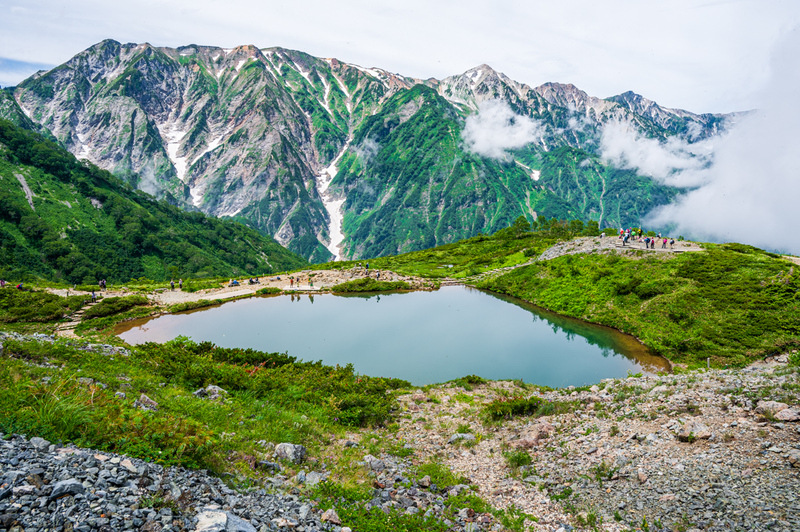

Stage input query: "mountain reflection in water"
[{"left": 117, "top": 285, "right": 669, "bottom": 387}]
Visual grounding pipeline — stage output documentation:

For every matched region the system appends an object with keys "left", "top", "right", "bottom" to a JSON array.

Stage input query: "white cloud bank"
[
  {"left": 462, "top": 100, "right": 543, "bottom": 159},
  {"left": 596, "top": 29, "right": 800, "bottom": 255},
  {"left": 599, "top": 121, "right": 713, "bottom": 187}
]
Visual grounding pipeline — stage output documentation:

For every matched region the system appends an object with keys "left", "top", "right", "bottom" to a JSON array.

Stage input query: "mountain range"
[{"left": 1, "top": 40, "right": 733, "bottom": 261}]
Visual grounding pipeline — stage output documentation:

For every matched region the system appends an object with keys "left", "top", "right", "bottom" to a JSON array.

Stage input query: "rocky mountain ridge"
[{"left": 5, "top": 40, "right": 732, "bottom": 261}]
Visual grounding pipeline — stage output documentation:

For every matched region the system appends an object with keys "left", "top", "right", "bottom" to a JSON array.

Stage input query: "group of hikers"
[
  {"left": 288, "top": 276, "right": 312, "bottom": 288},
  {"left": 0, "top": 280, "right": 24, "bottom": 290},
  {"left": 227, "top": 278, "right": 262, "bottom": 287},
  {"left": 616, "top": 228, "right": 675, "bottom": 250}
]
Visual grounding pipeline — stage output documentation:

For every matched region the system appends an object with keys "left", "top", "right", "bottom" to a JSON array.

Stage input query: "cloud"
[
  {"left": 354, "top": 138, "right": 380, "bottom": 165},
  {"left": 646, "top": 28, "right": 800, "bottom": 254},
  {"left": 461, "top": 99, "right": 543, "bottom": 159},
  {"left": 599, "top": 120, "right": 712, "bottom": 187}
]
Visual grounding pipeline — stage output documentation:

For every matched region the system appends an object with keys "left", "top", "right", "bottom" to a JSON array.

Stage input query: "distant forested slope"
[{"left": 0, "top": 119, "right": 307, "bottom": 284}]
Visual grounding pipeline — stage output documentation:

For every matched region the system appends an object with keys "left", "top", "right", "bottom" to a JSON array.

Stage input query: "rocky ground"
[
  {"left": 389, "top": 354, "right": 800, "bottom": 531},
  {"left": 0, "top": 431, "right": 348, "bottom": 532},
  {"left": 534, "top": 235, "right": 703, "bottom": 262}
]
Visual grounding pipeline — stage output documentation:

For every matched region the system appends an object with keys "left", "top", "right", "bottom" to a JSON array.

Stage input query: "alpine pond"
[{"left": 117, "top": 285, "right": 669, "bottom": 386}]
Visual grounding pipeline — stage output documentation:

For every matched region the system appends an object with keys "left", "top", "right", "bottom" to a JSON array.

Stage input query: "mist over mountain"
[{"left": 2, "top": 40, "right": 737, "bottom": 261}]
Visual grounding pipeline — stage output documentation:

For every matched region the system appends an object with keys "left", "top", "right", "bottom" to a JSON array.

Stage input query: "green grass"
[
  {"left": 82, "top": 294, "right": 149, "bottom": 320},
  {"left": 314, "top": 218, "right": 596, "bottom": 279},
  {"left": 479, "top": 243, "right": 800, "bottom": 366},
  {"left": 329, "top": 278, "right": 411, "bottom": 292},
  {"left": 0, "top": 331, "right": 409, "bottom": 472},
  {"left": 0, "top": 287, "right": 85, "bottom": 329}
]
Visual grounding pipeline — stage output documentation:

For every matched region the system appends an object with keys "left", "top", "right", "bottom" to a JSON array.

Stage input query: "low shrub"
[
  {"left": 167, "top": 299, "right": 221, "bottom": 313},
  {"left": 483, "top": 396, "right": 546, "bottom": 421},
  {"left": 0, "top": 289, "right": 84, "bottom": 323},
  {"left": 82, "top": 295, "right": 148, "bottom": 320},
  {"left": 256, "top": 287, "right": 282, "bottom": 295},
  {"left": 330, "top": 278, "right": 411, "bottom": 293},
  {"left": 450, "top": 374, "right": 487, "bottom": 391},
  {"left": 503, "top": 450, "right": 532, "bottom": 469}
]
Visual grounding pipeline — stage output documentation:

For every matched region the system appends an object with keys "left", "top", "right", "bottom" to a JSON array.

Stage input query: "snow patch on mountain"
[
  {"left": 157, "top": 122, "right": 189, "bottom": 182},
  {"left": 515, "top": 160, "right": 541, "bottom": 181},
  {"left": 76, "top": 132, "right": 92, "bottom": 161},
  {"left": 316, "top": 142, "right": 350, "bottom": 260}
]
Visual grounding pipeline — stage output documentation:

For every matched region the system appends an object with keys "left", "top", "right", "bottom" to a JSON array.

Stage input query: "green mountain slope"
[
  {"left": 0, "top": 119, "right": 307, "bottom": 284},
  {"left": 332, "top": 86, "right": 678, "bottom": 257}
]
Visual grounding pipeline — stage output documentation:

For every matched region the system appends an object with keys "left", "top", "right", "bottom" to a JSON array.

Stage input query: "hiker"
[
  {"left": 0, "top": 279, "right": 5, "bottom": 288},
  {"left": 662, "top": 238, "right": 667, "bottom": 249},
  {"left": 170, "top": 280, "right": 175, "bottom": 291},
  {"left": 670, "top": 238, "right": 675, "bottom": 249},
  {"left": 91, "top": 291, "right": 96, "bottom": 303},
  {"left": 179, "top": 279, "right": 183, "bottom": 290},
  {"left": 644, "top": 237, "right": 650, "bottom": 248},
  {"left": 16, "top": 283, "right": 23, "bottom": 290}
]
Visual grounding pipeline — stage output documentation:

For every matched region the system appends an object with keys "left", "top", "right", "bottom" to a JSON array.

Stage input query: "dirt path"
[
  {"left": 465, "top": 235, "right": 705, "bottom": 283},
  {"left": 48, "top": 268, "right": 431, "bottom": 311}
]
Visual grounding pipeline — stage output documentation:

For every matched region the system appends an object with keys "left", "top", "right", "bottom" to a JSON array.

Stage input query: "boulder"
[
  {"left": 363, "top": 454, "right": 385, "bottom": 471},
  {"left": 677, "top": 421, "right": 712, "bottom": 442},
  {"left": 775, "top": 408, "right": 800, "bottom": 422},
  {"left": 756, "top": 400, "right": 789, "bottom": 416},
  {"left": 48, "top": 479, "right": 85, "bottom": 501},
  {"left": 193, "top": 385, "right": 228, "bottom": 401},
  {"left": 787, "top": 450, "right": 800, "bottom": 468},
  {"left": 274, "top": 443, "right": 306, "bottom": 463},
  {"left": 133, "top": 394, "right": 158, "bottom": 411},
  {"left": 195, "top": 509, "right": 257, "bottom": 532},
  {"left": 321, "top": 509, "right": 341, "bottom": 525},
  {"left": 29, "top": 437, "right": 51, "bottom": 452}
]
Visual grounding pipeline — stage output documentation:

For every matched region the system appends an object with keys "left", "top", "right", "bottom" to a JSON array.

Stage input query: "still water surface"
[{"left": 117, "top": 285, "right": 669, "bottom": 387}]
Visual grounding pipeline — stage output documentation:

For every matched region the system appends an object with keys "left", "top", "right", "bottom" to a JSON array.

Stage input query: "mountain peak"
[{"left": 535, "top": 82, "right": 614, "bottom": 115}]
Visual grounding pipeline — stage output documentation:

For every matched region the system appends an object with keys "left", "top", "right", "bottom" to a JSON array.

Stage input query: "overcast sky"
[{"left": 1, "top": 0, "right": 799, "bottom": 113}]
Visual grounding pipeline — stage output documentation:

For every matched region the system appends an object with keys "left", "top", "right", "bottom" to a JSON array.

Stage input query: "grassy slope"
[
  {"left": 479, "top": 243, "right": 799, "bottom": 367},
  {"left": 0, "top": 118, "right": 308, "bottom": 284}
]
